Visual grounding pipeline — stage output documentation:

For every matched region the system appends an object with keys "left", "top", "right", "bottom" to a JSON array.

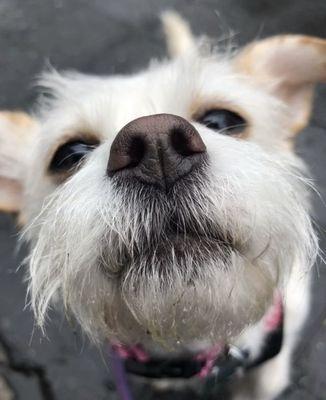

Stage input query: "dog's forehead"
[
  {"left": 38, "top": 54, "right": 274, "bottom": 146},
  {"left": 98, "top": 57, "right": 234, "bottom": 126}
]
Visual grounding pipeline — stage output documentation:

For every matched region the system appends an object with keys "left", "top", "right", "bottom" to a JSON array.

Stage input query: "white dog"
[{"left": 0, "top": 12, "right": 325, "bottom": 399}]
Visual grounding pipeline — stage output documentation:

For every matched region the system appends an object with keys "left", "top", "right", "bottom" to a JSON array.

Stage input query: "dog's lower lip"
[
  {"left": 169, "top": 232, "right": 228, "bottom": 245},
  {"left": 167, "top": 225, "right": 232, "bottom": 247}
]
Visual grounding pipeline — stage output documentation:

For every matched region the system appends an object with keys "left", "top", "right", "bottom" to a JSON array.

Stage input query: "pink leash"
[{"left": 109, "top": 346, "right": 134, "bottom": 400}]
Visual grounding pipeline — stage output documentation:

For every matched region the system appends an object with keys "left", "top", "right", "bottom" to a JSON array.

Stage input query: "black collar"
[{"left": 122, "top": 319, "right": 283, "bottom": 382}]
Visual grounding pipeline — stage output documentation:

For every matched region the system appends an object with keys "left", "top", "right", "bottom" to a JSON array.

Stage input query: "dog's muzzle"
[{"left": 107, "top": 113, "right": 207, "bottom": 190}]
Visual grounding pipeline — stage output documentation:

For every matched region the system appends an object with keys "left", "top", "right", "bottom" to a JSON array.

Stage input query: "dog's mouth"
[
  {"left": 166, "top": 217, "right": 233, "bottom": 248},
  {"left": 159, "top": 218, "right": 234, "bottom": 265},
  {"left": 101, "top": 174, "right": 239, "bottom": 292},
  {"left": 105, "top": 215, "right": 234, "bottom": 274},
  {"left": 106, "top": 168, "right": 237, "bottom": 269}
]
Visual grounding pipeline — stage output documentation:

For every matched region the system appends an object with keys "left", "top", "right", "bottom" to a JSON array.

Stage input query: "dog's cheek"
[{"left": 202, "top": 134, "right": 308, "bottom": 262}]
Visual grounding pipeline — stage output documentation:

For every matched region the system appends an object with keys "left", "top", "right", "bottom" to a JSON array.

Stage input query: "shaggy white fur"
[{"left": 0, "top": 12, "right": 325, "bottom": 400}]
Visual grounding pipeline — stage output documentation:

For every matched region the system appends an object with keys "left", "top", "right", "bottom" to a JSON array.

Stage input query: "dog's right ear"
[
  {"left": 235, "top": 35, "right": 326, "bottom": 135},
  {"left": 161, "top": 11, "right": 196, "bottom": 57},
  {"left": 0, "top": 111, "right": 39, "bottom": 213}
]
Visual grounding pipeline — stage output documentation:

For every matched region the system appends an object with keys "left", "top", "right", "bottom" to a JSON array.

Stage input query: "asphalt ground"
[{"left": 0, "top": 1, "right": 325, "bottom": 399}]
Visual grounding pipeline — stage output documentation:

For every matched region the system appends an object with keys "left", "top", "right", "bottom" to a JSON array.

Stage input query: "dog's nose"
[{"left": 107, "top": 114, "right": 206, "bottom": 188}]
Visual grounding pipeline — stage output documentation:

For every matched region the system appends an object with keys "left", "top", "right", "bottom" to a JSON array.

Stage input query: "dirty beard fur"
[{"left": 24, "top": 144, "right": 317, "bottom": 348}]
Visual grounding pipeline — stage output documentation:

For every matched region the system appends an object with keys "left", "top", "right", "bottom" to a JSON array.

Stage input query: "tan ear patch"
[
  {"left": 236, "top": 36, "right": 326, "bottom": 83},
  {"left": 235, "top": 35, "right": 326, "bottom": 135},
  {"left": 0, "top": 178, "right": 23, "bottom": 212},
  {"left": 0, "top": 111, "right": 39, "bottom": 213}
]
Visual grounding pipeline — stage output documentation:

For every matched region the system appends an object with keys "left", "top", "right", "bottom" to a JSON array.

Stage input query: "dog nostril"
[
  {"left": 128, "top": 136, "right": 146, "bottom": 168},
  {"left": 171, "top": 128, "right": 191, "bottom": 156},
  {"left": 107, "top": 135, "right": 146, "bottom": 175},
  {"left": 170, "top": 127, "right": 206, "bottom": 157}
]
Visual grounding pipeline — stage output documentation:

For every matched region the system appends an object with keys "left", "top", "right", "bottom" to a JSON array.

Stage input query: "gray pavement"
[{"left": 0, "top": 1, "right": 325, "bottom": 399}]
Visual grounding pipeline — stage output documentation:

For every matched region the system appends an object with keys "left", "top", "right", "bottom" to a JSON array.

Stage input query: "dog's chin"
[{"left": 100, "top": 233, "right": 273, "bottom": 350}]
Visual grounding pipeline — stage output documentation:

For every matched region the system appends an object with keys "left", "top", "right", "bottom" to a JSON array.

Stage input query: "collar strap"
[
  {"left": 120, "top": 322, "right": 282, "bottom": 381},
  {"left": 125, "top": 356, "right": 207, "bottom": 379},
  {"left": 111, "top": 324, "right": 283, "bottom": 382},
  {"left": 111, "top": 296, "right": 284, "bottom": 381},
  {"left": 113, "top": 345, "right": 249, "bottom": 381}
]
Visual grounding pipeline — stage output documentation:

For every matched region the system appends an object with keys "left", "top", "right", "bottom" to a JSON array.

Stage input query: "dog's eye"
[
  {"left": 196, "top": 109, "right": 246, "bottom": 135},
  {"left": 49, "top": 140, "right": 98, "bottom": 172}
]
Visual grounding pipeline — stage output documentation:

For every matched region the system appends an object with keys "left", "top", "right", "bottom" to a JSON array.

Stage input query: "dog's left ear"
[
  {"left": 235, "top": 35, "right": 326, "bottom": 134},
  {"left": 0, "top": 111, "right": 39, "bottom": 213}
]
